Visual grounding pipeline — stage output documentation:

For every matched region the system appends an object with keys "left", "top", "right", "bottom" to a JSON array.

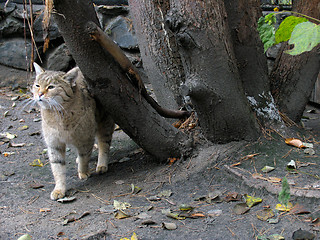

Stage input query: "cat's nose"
[{"left": 38, "top": 92, "right": 44, "bottom": 101}]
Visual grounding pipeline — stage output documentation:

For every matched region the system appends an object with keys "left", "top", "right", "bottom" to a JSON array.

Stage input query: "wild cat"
[{"left": 30, "top": 63, "right": 115, "bottom": 200}]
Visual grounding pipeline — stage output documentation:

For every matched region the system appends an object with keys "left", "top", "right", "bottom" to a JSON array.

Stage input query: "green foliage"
[
  {"left": 278, "top": 177, "right": 290, "bottom": 207},
  {"left": 278, "top": 0, "right": 292, "bottom": 5},
  {"left": 285, "top": 21, "right": 320, "bottom": 55},
  {"left": 275, "top": 16, "right": 308, "bottom": 44},
  {"left": 257, "top": 12, "right": 320, "bottom": 55},
  {"left": 257, "top": 13, "right": 276, "bottom": 52}
]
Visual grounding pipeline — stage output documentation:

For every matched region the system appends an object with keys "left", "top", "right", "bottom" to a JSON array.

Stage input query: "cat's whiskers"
[
  {"left": 48, "top": 98, "right": 65, "bottom": 117},
  {"left": 20, "top": 97, "right": 38, "bottom": 113}
]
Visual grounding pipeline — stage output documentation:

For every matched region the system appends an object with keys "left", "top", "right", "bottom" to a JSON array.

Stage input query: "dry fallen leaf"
[
  {"left": 168, "top": 157, "right": 179, "bottom": 166},
  {"left": 114, "top": 200, "right": 131, "bottom": 210},
  {"left": 285, "top": 138, "right": 305, "bottom": 148},
  {"left": 290, "top": 203, "right": 310, "bottom": 215},
  {"left": 244, "top": 194, "right": 263, "bottom": 208},
  {"left": 162, "top": 222, "right": 177, "bottom": 230},
  {"left": 275, "top": 202, "right": 293, "bottom": 212},
  {"left": 240, "top": 153, "right": 260, "bottom": 161},
  {"left": 189, "top": 213, "right": 206, "bottom": 218},
  {"left": 3, "top": 152, "right": 15, "bottom": 157},
  {"left": 18, "top": 125, "right": 29, "bottom": 131},
  {"left": 8, "top": 142, "right": 26, "bottom": 148},
  {"left": 224, "top": 192, "right": 241, "bottom": 202},
  {"left": 120, "top": 232, "right": 138, "bottom": 240},
  {"left": 256, "top": 208, "right": 275, "bottom": 221},
  {"left": 162, "top": 209, "right": 185, "bottom": 220},
  {"left": 40, "top": 208, "right": 51, "bottom": 212},
  {"left": 57, "top": 196, "right": 76, "bottom": 203},
  {"left": 17, "top": 234, "right": 31, "bottom": 240},
  {"left": 261, "top": 166, "right": 275, "bottom": 173},
  {"left": 233, "top": 203, "right": 250, "bottom": 215},
  {"left": 114, "top": 209, "right": 131, "bottom": 219},
  {"left": 267, "top": 177, "right": 282, "bottom": 183},
  {"left": 29, "top": 159, "right": 44, "bottom": 167}
]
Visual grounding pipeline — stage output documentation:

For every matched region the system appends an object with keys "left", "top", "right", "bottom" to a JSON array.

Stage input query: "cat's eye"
[
  {"left": 47, "top": 85, "right": 55, "bottom": 90},
  {"left": 35, "top": 84, "right": 40, "bottom": 88}
]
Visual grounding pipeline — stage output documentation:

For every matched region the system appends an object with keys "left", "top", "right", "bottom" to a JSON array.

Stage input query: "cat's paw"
[
  {"left": 51, "top": 189, "right": 65, "bottom": 200},
  {"left": 78, "top": 172, "right": 90, "bottom": 180},
  {"left": 96, "top": 165, "right": 108, "bottom": 174}
]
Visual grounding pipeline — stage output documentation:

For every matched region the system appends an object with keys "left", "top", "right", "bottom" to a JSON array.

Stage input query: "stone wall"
[{"left": 0, "top": 0, "right": 143, "bottom": 88}]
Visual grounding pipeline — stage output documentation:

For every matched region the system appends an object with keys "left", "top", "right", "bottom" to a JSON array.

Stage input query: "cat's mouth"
[{"left": 35, "top": 96, "right": 65, "bottom": 113}]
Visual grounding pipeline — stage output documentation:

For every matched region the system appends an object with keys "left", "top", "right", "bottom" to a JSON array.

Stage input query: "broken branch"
[{"left": 87, "top": 21, "right": 191, "bottom": 119}]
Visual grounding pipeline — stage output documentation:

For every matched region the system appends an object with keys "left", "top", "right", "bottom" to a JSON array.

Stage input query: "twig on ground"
[{"left": 91, "top": 193, "right": 110, "bottom": 204}]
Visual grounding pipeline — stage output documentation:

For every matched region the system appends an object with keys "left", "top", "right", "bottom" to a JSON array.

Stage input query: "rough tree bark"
[
  {"left": 53, "top": 0, "right": 191, "bottom": 160},
  {"left": 225, "top": 0, "right": 283, "bottom": 126},
  {"left": 157, "top": 0, "right": 260, "bottom": 143},
  {"left": 270, "top": 0, "right": 320, "bottom": 123},
  {"left": 129, "top": 0, "right": 186, "bottom": 111}
]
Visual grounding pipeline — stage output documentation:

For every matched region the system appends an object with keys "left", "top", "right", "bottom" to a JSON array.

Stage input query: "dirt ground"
[{"left": 0, "top": 86, "right": 319, "bottom": 240}]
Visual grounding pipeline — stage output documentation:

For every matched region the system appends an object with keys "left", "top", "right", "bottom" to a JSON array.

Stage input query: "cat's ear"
[
  {"left": 63, "top": 67, "right": 80, "bottom": 87},
  {"left": 33, "top": 62, "right": 45, "bottom": 76}
]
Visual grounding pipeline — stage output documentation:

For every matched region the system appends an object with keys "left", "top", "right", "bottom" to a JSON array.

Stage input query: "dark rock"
[
  {"left": 0, "top": 0, "right": 43, "bottom": 4},
  {"left": 0, "top": 0, "right": 128, "bottom": 5},
  {"left": 105, "top": 16, "right": 138, "bottom": 50},
  {"left": 33, "top": 12, "right": 61, "bottom": 42},
  {"left": 0, "top": 2, "right": 16, "bottom": 15},
  {"left": 0, "top": 38, "right": 34, "bottom": 70},
  {"left": 266, "top": 43, "right": 282, "bottom": 59},
  {"left": 96, "top": 5, "right": 129, "bottom": 16},
  {"left": 0, "top": 64, "right": 29, "bottom": 88},
  {"left": 93, "top": 0, "right": 128, "bottom": 5},
  {"left": 292, "top": 229, "right": 315, "bottom": 240},
  {"left": 0, "top": 16, "right": 25, "bottom": 37},
  {"left": 46, "top": 43, "right": 73, "bottom": 71},
  {"left": 96, "top": 5, "right": 129, "bottom": 27},
  {"left": 10, "top": 5, "right": 25, "bottom": 19}
]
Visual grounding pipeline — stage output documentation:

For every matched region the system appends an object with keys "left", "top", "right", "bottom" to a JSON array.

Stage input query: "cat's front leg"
[{"left": 48, "top": 145, "right": 67, "bottom": 200}]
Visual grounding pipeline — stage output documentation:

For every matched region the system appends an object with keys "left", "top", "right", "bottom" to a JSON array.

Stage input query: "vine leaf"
[
  {"left": 285, "top": 21, "right": 320, "bottom": 55},
  {"left": 275, "top": 16, "right": 308, "bottom": 44},
  {"left": 257, "top": 13, "right": 276, "bottom": 52}
]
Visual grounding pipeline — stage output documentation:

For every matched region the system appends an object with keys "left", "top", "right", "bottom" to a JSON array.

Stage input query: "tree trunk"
[
  {"left": 270, "top": 0, "right": 320, "bottom": 123},
  {"left": 166, "top": 0, "right": 260, "bottom": 143},
  {"left": 129, "top": 0, "right": 185, "bottom": 111},
  {"left": 225, "top": 0, "right": 283, "bottom": 126},
  {"left": 53, "top": 0, "right": 190, "bottom": 160}
]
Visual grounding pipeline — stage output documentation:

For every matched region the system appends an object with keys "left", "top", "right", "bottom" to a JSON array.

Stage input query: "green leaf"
[
  {"left": 17, "top": 234, "right": 32, "bottom": 240},
  {"left": 257, "top": 14, "right": 276, "bottom": 52},
  {"left": 275, "top": 16, "right": 308, "bottom": 44},
  {"left": 278, "top": 177, "right": 290, "bottom": 207},
  {"left": 285, "top": 21, "right": 320, "bottom": 55}
]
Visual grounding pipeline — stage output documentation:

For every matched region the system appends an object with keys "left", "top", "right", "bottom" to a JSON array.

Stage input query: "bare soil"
[{"left": 0, "top": 87, "right": 319, "bottom": 240}]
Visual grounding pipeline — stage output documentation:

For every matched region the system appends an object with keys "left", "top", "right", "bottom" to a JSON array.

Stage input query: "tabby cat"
[{"left": 31, "top": 63, "right": 115, "bottom": 200}]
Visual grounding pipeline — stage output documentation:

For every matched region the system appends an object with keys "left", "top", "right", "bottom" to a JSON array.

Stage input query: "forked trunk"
[{"left": 53, "top": 0, "right": 191, "bottom": 160}]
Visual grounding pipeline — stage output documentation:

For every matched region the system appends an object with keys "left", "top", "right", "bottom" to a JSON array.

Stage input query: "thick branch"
[{"left": 88, "top": 22, "right": 190, "bottom": 119}]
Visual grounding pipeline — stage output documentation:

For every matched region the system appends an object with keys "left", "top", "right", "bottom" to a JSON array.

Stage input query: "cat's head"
[{"left": 32, "top": 63, "right": 80, "bottom": 110}]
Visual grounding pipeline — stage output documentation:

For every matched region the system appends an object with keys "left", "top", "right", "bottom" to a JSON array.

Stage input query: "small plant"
[
  {"left": 278, "top": 176, "right": 290, "bottom": 207},
  {"left": 258, "top": 11, "right": 320, "bottom": 55}
]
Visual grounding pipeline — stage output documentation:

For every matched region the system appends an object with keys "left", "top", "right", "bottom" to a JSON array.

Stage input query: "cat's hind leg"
[
  {"left": 48, "top": 144, "right": 67, "bottom": 200},
  {"left": 76, "top": 145, "right": 93, "bottom": 180},
  {"left": 96, "top": 115, "right": 114, "bottom": 174}
]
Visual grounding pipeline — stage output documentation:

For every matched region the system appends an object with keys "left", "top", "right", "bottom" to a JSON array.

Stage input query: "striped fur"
[{"left": 32, "top": 63, "right": 115, "bottom": 200}]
